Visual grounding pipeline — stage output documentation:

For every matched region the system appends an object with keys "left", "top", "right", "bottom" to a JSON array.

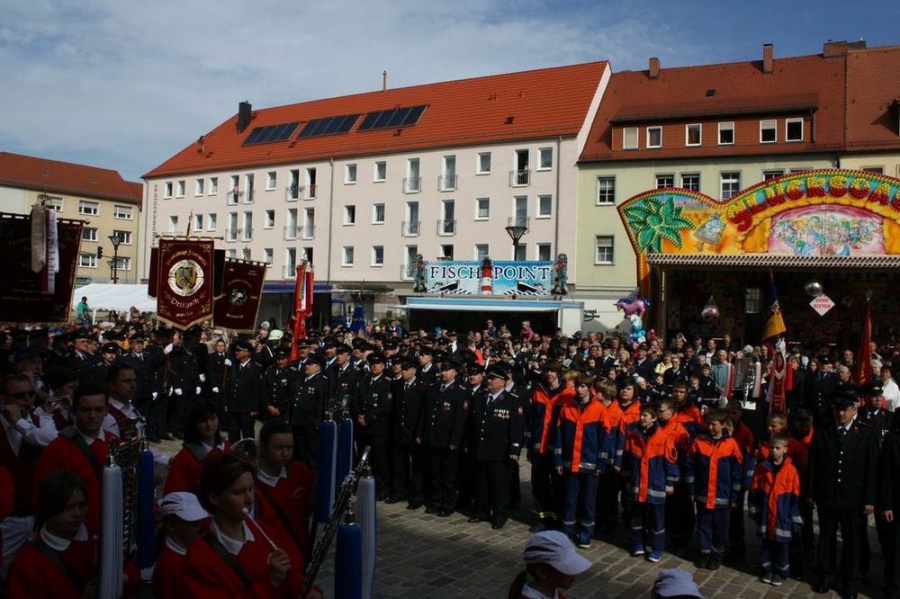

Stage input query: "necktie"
[{"left": 838, "top": 426, "right": 847, "bottom": 442}]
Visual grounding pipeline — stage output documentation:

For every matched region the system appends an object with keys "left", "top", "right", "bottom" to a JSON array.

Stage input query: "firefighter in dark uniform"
[
  {"left": 328, "top": 345, "right": 362, "bottom": 415},
  {"left": 416, "top": 356, "right": 468, "bottom": 516},
  {"left": 263, "top": 348, "right": 297, "bottom": 421},
  {"left": 223, "top": 338, "right": 264, "bottom": 442},
  {"left": 206, "top": 338, "right": 229, "bottom": 414},
  {"left": 467, "top": 365, "right": 525, "bottom": 529},
  {"left": 290, "top": 353, "right": 329, "bottom": 469},
  {"left": 352, "top": 353, "right": 392, "bottom": 499},
  {"left": 165, "top": 330, "right": 203, "bottom": 440},
  {"left": 121, "top": 334, "right": 163, "bottom": 442},
  {"left": 387, "top": 358, "right": 427, "bottom": 507},
  {"left": 417, "top": 347, "right": 438, "bottom": 386},
  {"left": 66, "top": 329, "right": 102, "bottom": 384},
  {"left": 809, "top": 389, "right": 878, "bottom": 598},
  {"left": 458, "top": 363, "right": 487, "bottom": 515}
]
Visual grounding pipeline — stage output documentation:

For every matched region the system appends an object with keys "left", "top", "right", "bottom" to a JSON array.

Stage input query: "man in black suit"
[
  {"left": 327, "top": 345, "right": 362, "bottom": 415},
  {"left": 353, "top": 353, "right": 392, "bottom": 498},
  {"left": 121, "top": 334, "right": 163, "bottom": 442},
  {"left": 808, "top": 389, "right": 878, "bottom": 598},
  {"left": 291, "top": 353, "right": 329, "bottom": 468},
  {"left": 387, "top": 359, "right": 427, "bottom": 508},
  {"left": 224, "top": 338, "right": 264, "bottom": 442}
]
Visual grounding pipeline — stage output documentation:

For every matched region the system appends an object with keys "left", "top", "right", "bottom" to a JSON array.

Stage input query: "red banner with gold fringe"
[
  {"left": 213, "top": 259, "right": 267, "bottom": 332},
  {"left": 156, "top": 238, "right": 215, "bottom": 329}
]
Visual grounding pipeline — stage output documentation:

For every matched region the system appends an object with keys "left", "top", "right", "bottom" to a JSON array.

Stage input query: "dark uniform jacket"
[
  {"left": 808, "top": 417, "right": 878, "bottom": 511},
  {"left": 264, "top": 366, "right": 298, "bottom": 417},
  {"left": 859, "top": 407, "right": 892, "bottom": 440},
  {"left": 353, "top": 374, "right": 392, "bottom": 437},
  {"left": 225, "top": 359, "right": 264, "bottom": 415},
  {"left": 121, "top": 350, "right": 163, "bottom": 400},
  {"left": 206, "top": 351, "right": 229, "bottom": 392},
  {"left": 391, "top": 377, "right": 427, "bottom": 445},
  {"left": 468, "top": 389, "right": 525, "bottom": 461},
  {"left": 166, "top": 346, "right": 202, "bottom": 395},
  {"left": 328, "top": 363, "right": 363, "bottom": 407},
  {"left": 291, "top": 372, "right": 329, "bottom": 427},
  {"left": 417, "top": 381, "right": 468, "bottom": 449}
]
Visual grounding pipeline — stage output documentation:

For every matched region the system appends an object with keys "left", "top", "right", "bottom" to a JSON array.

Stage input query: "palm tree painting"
[{"left": 622, "top": 196, "right": 696, "bottom": 253}]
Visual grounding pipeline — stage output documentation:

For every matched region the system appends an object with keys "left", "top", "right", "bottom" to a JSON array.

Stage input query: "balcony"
[
  {"left": 508, "top": 216, "right": 530, "bottom": 229},
  {"left": 283, "top": 264, "right": 297, "bottom": 279},
  {"left": 241, "top": 227, "right": 253, "bottom": 242},
  {"left": 225, "top": 228, "right": 240, "bottom": 242},
  {"left": 285, "top": 185, "right": 300, "bottom": 201},
  {"left": 437, "top": 219, "right": 456, "bottom": 236},
  {"left": 300, "top": 225, "right": 315, "bottom": 240},
  {"left": 305, "top": 184, "right": 317, "bottom": 200},
  {"left": 509, "top": 169, "right": 531, "bottom": 187},
  {"left": 401, "top": 220, "right": 421, "bottom": 237},
  {"left": 284, "top": 225, "right": 298, "bottom": 240},
  {"left": 403, "top": 177, "right": 422, "bottom": 193},
  {"left": 438, "top": 175, "right": 458, "bottom": 192}
]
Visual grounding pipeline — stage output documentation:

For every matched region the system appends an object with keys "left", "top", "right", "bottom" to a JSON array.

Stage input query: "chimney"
[
  {"left": 648, "top": 57, "right": 660, "bottom": 79},
  {"left": 237, "top": 101, "right": 252, "bottom": 133},
  {"left": 824, "top": 39, "right": 867, "bottom": 57},
  {"left": 383, "top": 70, "right": 387, "bottom": 92},
  {"left": 763, "top": 43, "right": 774, "bottom": 74}
]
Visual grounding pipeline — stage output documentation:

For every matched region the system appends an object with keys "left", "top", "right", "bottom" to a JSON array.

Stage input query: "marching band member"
[
  {"left": 153, "top": 491, "right": 208, "bottom": 599},
  {"left": 165, "top": 399, "right": 230, "bottom": 496}
]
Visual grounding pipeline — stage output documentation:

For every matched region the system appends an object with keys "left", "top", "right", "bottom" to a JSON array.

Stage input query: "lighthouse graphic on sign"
[{"left": 480, "top": 256, "right": 493, "bottom": 295}]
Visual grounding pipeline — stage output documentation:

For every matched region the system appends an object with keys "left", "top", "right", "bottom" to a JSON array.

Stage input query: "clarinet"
[{"left": 301, "top": 446, "right": 370, "bottom": 598}]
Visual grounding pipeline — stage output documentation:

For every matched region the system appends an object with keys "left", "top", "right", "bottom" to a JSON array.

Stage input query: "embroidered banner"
[
  {"left": 156, "top": 238, "right": 215, "bottom": 329},
  {"left": 0, "top": 213, "right": 82, "bottom": 322},
  {"left": 213, "top": 259, "right": 267, "bottom": 332}
]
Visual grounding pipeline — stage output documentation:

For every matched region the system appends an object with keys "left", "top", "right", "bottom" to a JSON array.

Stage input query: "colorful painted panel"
[{"left": 421, "top": 260, "right": 556, "bottom": 295}]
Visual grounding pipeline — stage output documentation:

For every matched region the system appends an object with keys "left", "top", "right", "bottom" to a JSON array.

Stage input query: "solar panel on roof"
[
  {"left": 297, "top": 114, "right": 360, "bottom": 138},
  {"left": 242, "top": 122, "right": 300, "bottom": 146},
  {"left": 358, "top": 105, "right": 427, "bottom": 131}
]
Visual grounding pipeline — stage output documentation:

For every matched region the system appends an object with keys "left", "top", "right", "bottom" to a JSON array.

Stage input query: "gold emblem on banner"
[{"left": 168, "top": 259, "right": 204, "bottom": 297}]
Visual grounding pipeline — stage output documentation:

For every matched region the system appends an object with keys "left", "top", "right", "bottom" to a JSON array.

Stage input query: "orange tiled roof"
[
  {"left": 144, "top": 61, "right": 609, "bottom": 179},
  {"left": 0, "top": 152, "right": 141, "bottom": 204},
  {"left": 580, "top": 49, "right": 848, "bottom": 162},
  {"left": 845, "top": 45, "right": 900, "bottom": 151}
]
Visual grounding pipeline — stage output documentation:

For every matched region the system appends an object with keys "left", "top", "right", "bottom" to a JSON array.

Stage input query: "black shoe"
[
  {"left": 424, "top": 506, "right": 439, "bottom": 514},
  {"left": 707, "top": 556, "right": 722, "bottom": 571},
  {"left": 492, "top": 521, "right": 506, "bottom": 530},
  {"left": 384, "top": 497, "right": 403, "bottom": 505},
  {"left": 694, "top": 555, "right": 709, "bottom": 569},
  {"left": 437, "top": 509, "right": 453, "bottom": 518},
  {"left": 468, "top": 514, "right": 487, "bottom": 523},
  {"left": 812, "top": 583, "right": 830, "bottom": 594},
  {"left": 406, "top": 502, "right": 423, "bottom": 510}
]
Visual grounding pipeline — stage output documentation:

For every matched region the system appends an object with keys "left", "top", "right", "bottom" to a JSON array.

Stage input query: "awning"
[
  {"left": 72, "top": 283, "right": 156, "bottom": 313},
  {"left": 646, "top": 253, "right": 900, "bottom": 270},
  {"left": 399, "top": 297, "right": 562, "bottom": 313}
]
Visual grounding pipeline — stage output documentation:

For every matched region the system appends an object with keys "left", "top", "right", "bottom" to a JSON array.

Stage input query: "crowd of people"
[{"left": 2, "top": 312, "right": 900, "bottom": 598}]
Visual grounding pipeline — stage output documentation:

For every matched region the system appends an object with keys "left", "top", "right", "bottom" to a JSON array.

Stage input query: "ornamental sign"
[
  {"left": 156, "top": 238, "right": 215, "bottom": 329},
  {"left": 417, "top": 259, "right": 556, "bottom": 296},
  {"left": 809, "top": 294, "right": 835, "bottom": 316}
]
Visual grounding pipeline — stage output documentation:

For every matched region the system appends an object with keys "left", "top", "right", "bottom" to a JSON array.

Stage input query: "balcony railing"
[
  {"left": 286, "top": 185, "right": 300, "bottom": 201},
  {"left": 283, "top": 264, "right": 297, "bottom": 279},
  {"left": 241, "top": 227, "right": 253, "bottom": 241},
  {"left": 403, "top": 177, "right": 422, "bottom": 193},
  {"left": 509, "top": 169, "right": 531, "bottom": 187},
  {"left": 225, "top": 228, "right": 240, "bottom": 242},
  {"left": 301, "top": 225, "right": 315, "bottom": 240},
  {"left": 284, "top": 225, "right": 298, "bottom": 240},
  {"left": 508, "top": 216, "right": 530, "bottom": 229},
  {"left": 438, "top": 175, "right": 458, "bottom": 192},
  {"left": 437, "top": 219, "right": 456, "bottom": 236},
  {"left": 402, "top": 220, "right": 421, "bottom": 237}
]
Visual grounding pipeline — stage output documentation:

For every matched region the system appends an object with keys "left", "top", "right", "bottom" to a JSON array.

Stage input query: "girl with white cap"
[{"left": 507, "top": 529, "right": 592, "bottom": 599}]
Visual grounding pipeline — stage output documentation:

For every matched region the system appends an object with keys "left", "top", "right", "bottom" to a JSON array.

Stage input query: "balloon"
[
  {"left": 805, "top": 280, "right": 823, "bottom": 297},
  {"left": 702, "top": 296, "right": 720, "bottom": 322}
]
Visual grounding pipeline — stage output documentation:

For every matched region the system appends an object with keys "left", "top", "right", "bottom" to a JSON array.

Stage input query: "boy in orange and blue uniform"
[
  {"left": 593, "top": 379, "right": 625, "bottom": 535},
  {"left": 748, "top": 432, "right": 802, "bottom": 586},
  {"left": 685, "top": 408, "right": 744, "bottom": 570},
  {"left": 622, "top": 403, "right": 679, "bottom": 562},
  {"left": 554, "top": 374, "right": 604, "bottom": 548}
]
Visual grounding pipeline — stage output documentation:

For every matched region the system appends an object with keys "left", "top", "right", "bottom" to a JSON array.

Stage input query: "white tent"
[{"left": 72, "top": 283, "right": 157, "bottom": 314}]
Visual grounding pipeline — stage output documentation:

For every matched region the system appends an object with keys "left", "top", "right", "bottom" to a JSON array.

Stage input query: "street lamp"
[
  {"left": 108, "top": 232, "right": 122, "bottom": 284},
  {"left": 505, "top": 217, "right": 529, "bottom": 260}
]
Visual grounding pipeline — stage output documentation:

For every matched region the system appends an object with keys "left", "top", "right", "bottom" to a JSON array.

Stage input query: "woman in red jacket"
[
  {"left": 184, "top": 452, "right": 316, "bottom": 598},
  {"left": 164, "top": 399, "right": 230, "bottom": 495}
]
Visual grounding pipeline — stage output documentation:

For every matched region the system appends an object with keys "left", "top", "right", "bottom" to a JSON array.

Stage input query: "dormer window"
[
  {"left": 686, "top": 124, "right": 702, "bottom": 147},
  {"left": 760, "top": 119, "right": 777, "bottom": 143},
  {"left": 646, "top": 126, "right": 662, "bottom": 149},
  {"left": 623, "top": 127, "right": 638, "bottom": 150},
  {"left": 785, "top": 118, "right": 804, "bottom": 142}
]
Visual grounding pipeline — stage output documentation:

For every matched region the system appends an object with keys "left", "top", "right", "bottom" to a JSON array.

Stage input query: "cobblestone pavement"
[{"left": 152, "top": 440, "right": 884, "bottom": 598}]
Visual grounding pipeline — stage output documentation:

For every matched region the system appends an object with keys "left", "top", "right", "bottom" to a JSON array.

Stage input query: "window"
[
  {"left": 79, "top": 253, "right": 97, "bottom": 268},
  {"left": 476, "top": 198, "right": 490, "bottom": 220},
  {"left": 285, "top": 248, "right": 297, "bottom": 272},
  {"left": 112, "top": 230, "right": 132, "bottom": 245},
  {"left": 763, "top": 169, "right": 784, "bottom": 180},
  {"left": 720, "top": 172, "right": 741, "bottom": 199},
  {"left": 344, "top": 205, "right": 356, "bottom": 225},
  {"left": 176, "top": 180, "right": 185, "bottom": 197},
  {"left": 263, "top": 248, "right": 273, "bottom": 266},
  {"left": 113, "top": 205, "right": 133, "bottom": 219},
  {"left": 760, "top": 119, "right": 777, "bottom": 143},
  {"left": 193, "top": 214, "right": 204, "bottom": 232},
  {"left": 164, "top": 182, "right": 173, "bottom": 198},
  {"left": 374, "top": 161, "right": 386, "bottom": 182},
  {"left": 342, "top": 246, "right": 355, "bottom": 266},
  {"left": 264, "top": 210, "right": 275, "bottom": 229},
  {"left": 685, "top": 124, "right": 702, "bottom": 146},
  {"left": 209, "top": 177, "right": 218, "bottom": 195},
  {"left": 786, "top": 118, "right": 803, "bottom": 142},
  {"left": 117, "top": 257, "right": 132, "bottom": 271},
  {"left": 595, "top": 236, "right": 614, "bottom": 264},
  {"left": 745, "top": 288, "right": 761, "bottom": 314},
  {"left": 82, "top": 227, "right": 98, "bottom": 242},
  {"left": 207, "top": 213, "right": 217, "bottom": 231},
  {"left": 537, "top": 195, "right": 552, "bottom": 218},
  {"left": 477, "top": 152, "right": 492, "bottom": 174},
  {"left": 372, "top": 203, "right": 385, "bottom": 224},
  {"left": 440, "top": 200, "right": 456, "bottom": 235},
  {"left": 305, "top": 168, "right": 317, "bottom": 199},
  {"left": 228, "top": 175, "right": 239, "bottom": 205},
  {"left": 646, "top": 126, "right": 662, "bottom": 148},
  {"left": 405, "top": 202, "right": 420, "bottom": 236},
  {"left": 537, "top": 243, "right": 552, "bottom": 261},
  {"left": 405, "top": 158, "right": 420, "bottom": 193},
  {"left": 440, "top": 244, "right": 454, "bottom": 261},
  {"left": 227, "top": 212, "right": 238, "bottom": 241},
  {"left": 655, "top": 174, "right": 675, "bottom": 189},
  {"left": 242, "top": 212, "right": 253, "bottom": 241},
  {"left": 243, "top": 174, "right": 254, "bottom": 203},
  {"left": 538, "top": 147, "right": 553, "bottom": 170},
  {"left": 79, "top": 201, "right": 99, "bottom": 215},
  {"left": 195, "top": 178, "right": 205, "bottom": 196},
  {"left": 45, "top": 197, "right": 63, "bottom": 211},
  {"left": 371, "top": 246, "right": 384, "bottom": 267},
  {"left": 681, "top": 173, "right": 700, "bottom": 191},
  {"left": 623, "top": 127, "right": 638, "bottom": 150},
  {"left": 718, "top": 122, "right": 735, "bottom": 145},
  {"left": 440, "top": 155, "right": 457, "bottom": 191},
  {"left": 596, "top": 177, "right": 615, "bottom": 205},
  {"left": 241, "top": 248, "right": 252, "bottom": 261},
  {"left": 168, "top": 215, "right": 179, "bottom": 234},
  {"left": 227, "top": 249, "right": 237, "bottom": 259},
  {"left": 475, "top": 244, "right": 489, "bottom": 261},
  {"left": 302, "top": 208, "right": 315, "bottom": 239},
  {"left": 345, "top": 164, "right": 357, "bottom": 184},
  {"left": 863, "top": 166, "right": 885, "bottom": 174},
  {"left": 266, "top": 171, "right": 277, "bottom": 190}
]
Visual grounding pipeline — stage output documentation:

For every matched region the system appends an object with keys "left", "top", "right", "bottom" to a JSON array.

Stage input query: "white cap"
[
  {"left": 523, "top": 530, "right": 592, "bottom": 576},
  {"left": 653, "top": 568, "right": 704, "bottom": 598},
  {"left": 159, "top": 492, "right": 209, "bottom": 521},
  {"left": 269, "top": 329, "right": 284, "bottom": 341}
]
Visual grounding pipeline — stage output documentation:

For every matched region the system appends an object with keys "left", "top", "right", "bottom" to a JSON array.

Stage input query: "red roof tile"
[
  {"left": 144, "top": 61, "right": 608, "bottom": 179},
  {"left": 845, "top": 45, "right": 900, "bottom": 151},
  {"left": 0, "top": 152, "right": 141, "bottom": 204}
]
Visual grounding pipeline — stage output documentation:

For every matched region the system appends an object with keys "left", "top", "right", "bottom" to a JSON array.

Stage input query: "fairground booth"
[{"left": 617, "top": 169, "right": 900, "bottom": 350}]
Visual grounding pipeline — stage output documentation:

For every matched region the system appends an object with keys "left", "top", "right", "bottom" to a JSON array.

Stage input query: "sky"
[{"left": 1, "top": 0, "right": 898, "bottom": 182}]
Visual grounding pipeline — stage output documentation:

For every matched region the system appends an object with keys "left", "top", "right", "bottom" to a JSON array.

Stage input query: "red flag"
[
  {"left": 852, "top": 299, "right": 874, "bottom": 385},
  {"left": 290, "top": 261, "right": 314, "bottom": 361},
  {"left": 213, "top": 259, "right": 266, "bottom": 332},
  {"left": 156, "top": 238, "right": 215, "bottom": 329}
]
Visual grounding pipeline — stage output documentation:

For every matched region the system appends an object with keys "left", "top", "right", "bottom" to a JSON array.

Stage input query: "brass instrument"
[{"left": 108, "top": 418, "right": 143, "bottom": 559}]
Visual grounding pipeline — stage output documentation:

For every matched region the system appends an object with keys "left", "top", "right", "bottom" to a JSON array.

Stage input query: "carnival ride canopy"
[{"left": 71, "top": 283, "right": 157, "bottom": 314}]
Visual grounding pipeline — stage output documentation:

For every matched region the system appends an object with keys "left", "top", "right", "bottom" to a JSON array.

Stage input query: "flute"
[{"left": 241, "top": 507, "right": 279, "bottom": 550}]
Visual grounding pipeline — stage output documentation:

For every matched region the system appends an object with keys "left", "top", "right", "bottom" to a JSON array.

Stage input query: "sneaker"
[
  {"left": 575, "top": 533, "right": 592, "bottom": 549},
  {"left": 760, "top": 574, "right": 773, "bottom": 584},
  {"left": 631, "top": 545, "right": 646, "bottom": 557},
  {"left": 647, "top": 550, "right": 662, "bottom": 563},
  {"left": 770, "top": 575, "right": 784, "bottom": 587}
]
